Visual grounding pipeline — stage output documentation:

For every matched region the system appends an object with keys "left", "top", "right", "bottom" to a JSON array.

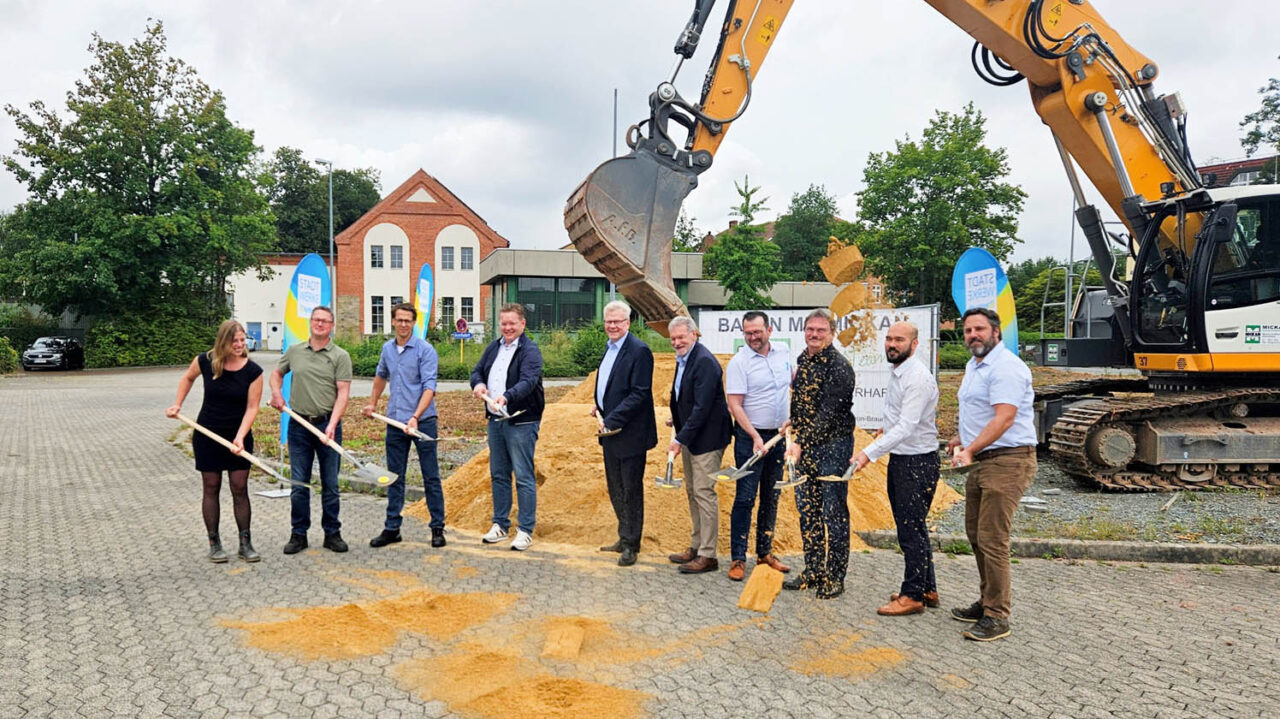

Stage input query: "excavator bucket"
[{"left": 564, "top": 150, "right": 696, "bottom": 336}]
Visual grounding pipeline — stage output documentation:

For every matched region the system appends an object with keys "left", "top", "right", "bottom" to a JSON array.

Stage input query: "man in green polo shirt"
[{"left": 268, "top": 305, "right": 354, "bottom": 555}]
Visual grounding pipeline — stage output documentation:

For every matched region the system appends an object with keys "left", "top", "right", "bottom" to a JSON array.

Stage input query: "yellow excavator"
[{"left": 565, "top": 0, "right": 1280, "bottom": 491}]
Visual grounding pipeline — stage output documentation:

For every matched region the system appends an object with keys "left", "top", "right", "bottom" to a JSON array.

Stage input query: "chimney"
[{"left": 728, "top": 220, "right": 738, "bottom": 230}]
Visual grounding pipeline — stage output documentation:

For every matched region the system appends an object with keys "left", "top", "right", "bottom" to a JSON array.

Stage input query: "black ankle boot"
[
  {"left": 208, "top": 534, "right": 228, "bottom": 563},
  {"left": 238, "top": 529, "right": 260, "bottom": 563}
]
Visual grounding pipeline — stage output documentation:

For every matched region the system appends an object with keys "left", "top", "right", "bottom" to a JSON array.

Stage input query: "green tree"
[
  {"left": 1250, "top": 157, "right": 1280, "bottom": 185},
  {"left": 853, "top": 103, "right": 1025, "bottom": 316},
  {"left": 1240, "top": 66, "right": 1280, "bottom": 158},
  {"left": 262, "top": 147, "right": 381, "bottom": 253},
  {"left": 1017, "top": 260, "right": 1105, "bottom": 333},
  {"left": 672, "top": 210, "right": 702, "bottom": 252},
  {"left": 705, "top": 175, "right": 781, "bottom": 310},
  {"left": 1006, "top": 256, "right": 1062, "bottom": 295},
  {"left": 772, "top": 184, "right": 840, "bottom": 281},
  {"left": 0, "top": 21, "right": 274, "bottom": 320}
]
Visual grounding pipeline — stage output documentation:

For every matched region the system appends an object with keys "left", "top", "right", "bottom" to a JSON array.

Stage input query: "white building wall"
[
  {"left": 361, "top": 223, "right": 411, "bottom": 335},
  {"left": 228, "top": 264, "right": 293, "bottom": 350},
  {"left": 434, "top": 224, "right": 481, "bottom": 329}
]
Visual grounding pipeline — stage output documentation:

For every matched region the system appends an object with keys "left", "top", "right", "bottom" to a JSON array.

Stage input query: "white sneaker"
[
  {"left": 481, "top": 524, "right": 508, "bottom": 544},
  {"left": 510, "top": 530, "right": 533, "bottom": 552}
]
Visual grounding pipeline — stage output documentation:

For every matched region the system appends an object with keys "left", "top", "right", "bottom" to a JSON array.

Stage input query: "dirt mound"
[{"left": 430, "top": 354, "right": 959, "bottom": 555}]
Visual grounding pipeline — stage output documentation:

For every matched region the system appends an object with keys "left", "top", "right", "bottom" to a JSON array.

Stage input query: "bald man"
[{"left": 852, "top": 321, "right": 940, "bottom": 616}]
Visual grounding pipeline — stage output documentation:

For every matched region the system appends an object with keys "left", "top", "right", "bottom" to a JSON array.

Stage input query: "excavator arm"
[{"left": 566, "top": 0, "right": 1199, "bottom": 335}]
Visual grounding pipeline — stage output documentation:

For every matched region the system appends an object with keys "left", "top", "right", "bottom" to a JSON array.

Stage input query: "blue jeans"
[
  {"left": 729, "top": 426, "right": 784, "bottom": 562},
  {"left": 488, "top": 419, "right": 540, "bottom": 534},
  {"left": 289, "top": 416, "right": 342, "bottom": 536},
  {"left": 794, "top": 435, "right": 853, "bottom": 585},
  {"left": 384, "top": 417, "right": 443, "bottom": 531}
]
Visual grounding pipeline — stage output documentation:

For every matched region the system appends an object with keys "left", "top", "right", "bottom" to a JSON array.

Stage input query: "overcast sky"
[{"left": 2, "top": 1, "right": 1277, "bottom": 265}]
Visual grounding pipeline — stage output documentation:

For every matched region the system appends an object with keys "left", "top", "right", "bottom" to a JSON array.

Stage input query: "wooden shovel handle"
[{"left": 174, "top": 413, "right": 284, "bottom": 482}]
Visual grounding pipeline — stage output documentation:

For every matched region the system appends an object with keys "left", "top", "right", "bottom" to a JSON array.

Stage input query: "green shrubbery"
[
  {"left": 85, "top": 314, "right": 218, "bottom": 368},
  {"left": 938, "top": 342, "right": 971, "bottom": 370},
  {"left": 0, "top": 337, "right": 19, "bottom": 374}
]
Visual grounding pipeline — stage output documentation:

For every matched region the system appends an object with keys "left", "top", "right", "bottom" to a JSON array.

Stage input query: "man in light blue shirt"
[
  {"left": 723, "top": 311, "right": 794, "bottom": 580},
  {"left": 362, "top": 302, "right": 445, "bottom": 549},
  {"left": 946, "top": 307, "right": 1037, "bottom": 642}
]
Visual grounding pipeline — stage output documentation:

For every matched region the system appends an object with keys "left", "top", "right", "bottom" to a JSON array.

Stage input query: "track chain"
[{"left": 1045, "top": 386, "right": 1280, "bottom": 491}]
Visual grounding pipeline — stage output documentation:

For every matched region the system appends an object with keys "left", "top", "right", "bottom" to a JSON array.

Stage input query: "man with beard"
[
  {"left": 851, "top": 321, "right": 940, "bottom": 616},
  {"left": 946, "top": 307, "right": 1037, "bottom": 642},
  {"left": 724, "top": 311, "right": 793, "bottom": 582}
]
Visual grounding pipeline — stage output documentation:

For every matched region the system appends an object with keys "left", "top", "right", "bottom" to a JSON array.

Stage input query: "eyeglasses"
[
  {"left": 603, "top": 319, "right": 629, "bottom": 326},
  {"left": 311, "top": 318, "right": 334, "bottom": 325}
]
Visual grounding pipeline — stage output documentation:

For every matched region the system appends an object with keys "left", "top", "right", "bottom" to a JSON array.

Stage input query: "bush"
[
  {"left": 85, "top": 314, "right": 218, "bottom": 368},
  {"left": 570, "top": 322, "right": 608, "bottom": 375},
  {"left": 938, "top": 342, "right": 970, "bottom": 370},
  {"left": 0, "top": 337, "right": 18, "bottom": 374},
  {"left": 336, "top": 336, "right": 389, "bottom": 377}
]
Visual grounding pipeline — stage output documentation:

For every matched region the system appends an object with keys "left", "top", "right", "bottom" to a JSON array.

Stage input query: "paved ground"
[{"left": 3, "top": 366, "right": 1279, "bottom": 718}]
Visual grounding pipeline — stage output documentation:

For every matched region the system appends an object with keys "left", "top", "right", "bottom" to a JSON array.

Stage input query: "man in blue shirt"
[
  {"left": 362, "top": 302, "right": 445, "bottom": 548},
  {"left": 946, "top": 307, "right": 1037, "bottom": 642},
  {"left": 593, "top": 300, "right": 657, "bottom": 567}
]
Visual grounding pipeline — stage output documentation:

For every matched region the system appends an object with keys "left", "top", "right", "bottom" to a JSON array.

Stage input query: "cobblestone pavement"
[{"left": 3, "top": 367, "right": 1279, "bottom": 718}]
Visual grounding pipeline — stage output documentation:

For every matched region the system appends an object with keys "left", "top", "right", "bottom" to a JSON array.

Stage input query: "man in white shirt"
[
  {"left": 851, "top": 321, "right": 940, "bottom": 616},
  {"left": 724, "top": 311, "right": 794, "bottom": 581},
  {"left": 946, "top": 307, "right": 1037, "bottom": 642}
]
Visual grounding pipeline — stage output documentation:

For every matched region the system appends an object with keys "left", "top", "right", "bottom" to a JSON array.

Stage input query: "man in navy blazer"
[
  {"left": 593, "top": 300, "right": 658, "bottom": 567},
  {"left": 664, "top": 316, "right": 732, "bottom": 575}
]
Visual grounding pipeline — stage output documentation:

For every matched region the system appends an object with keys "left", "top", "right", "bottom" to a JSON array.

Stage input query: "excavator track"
[{"left": 1046, "top": 386, "right": 1280, "bottom": 491}]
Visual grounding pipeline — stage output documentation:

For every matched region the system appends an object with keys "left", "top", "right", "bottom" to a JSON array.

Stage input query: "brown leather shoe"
[
  {"left": 727, "top": 559, "right": 746, "bottom": 581},
  {"left": 667, "top": 547, "right": 697, "bottom": 564},
  {"left": 678, "top": 556, "right": 719, "bottom": 574},
  {"left": 757, "top": 554, "right": 791, "bottom": 574},
  {"left": 891, "top": 590, "right": 940, "bottom": 608},
  {"left": 878, "top": 594, "right": 926, "bottom": 616}
]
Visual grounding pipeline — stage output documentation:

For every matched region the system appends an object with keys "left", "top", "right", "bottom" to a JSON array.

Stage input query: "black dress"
[{"left": 193, "top": 352, "right": 264, "bottom": 472}]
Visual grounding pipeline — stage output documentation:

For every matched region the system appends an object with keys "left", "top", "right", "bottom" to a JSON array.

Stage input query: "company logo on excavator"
[{"left": 600, "top": 214, "right": 637, "bottom": 242}]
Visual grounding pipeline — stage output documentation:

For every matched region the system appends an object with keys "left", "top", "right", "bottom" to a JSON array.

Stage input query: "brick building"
[{"left": 332, "top": 169, "right": 510, "bottom": 338}]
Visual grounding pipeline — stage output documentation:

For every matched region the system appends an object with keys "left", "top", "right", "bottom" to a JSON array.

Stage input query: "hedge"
[
  {"left": 0, "top": 337, "right": 18, "bottom": 374},
  {"left": 85, "top": 315, "right": 219, "bottom": 368}
]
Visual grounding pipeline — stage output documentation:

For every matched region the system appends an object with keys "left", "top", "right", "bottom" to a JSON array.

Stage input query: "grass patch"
[
  {"left": 940, "top": 540, "right": 972, "bottom": 556},
  {"left": 1022, "top": 515, "right": 1139, "bottom": 541}
]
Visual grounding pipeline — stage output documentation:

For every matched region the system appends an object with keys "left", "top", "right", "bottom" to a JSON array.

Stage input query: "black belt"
[
  {"left": 297, "top": 413, "right": 330, "bottom": 426},
  {"left": 976, "top": 445, "right": 1034, "bottom": 461}
]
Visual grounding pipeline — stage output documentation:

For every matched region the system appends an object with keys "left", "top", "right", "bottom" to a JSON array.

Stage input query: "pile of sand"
[
  {"left": 222, "top": 588, "right": 517, "bottom": 660},
  {"left": 790, "top": 631, "right": 907, "bottom": 680},
  {"left": 393, "top": 644, "right": 648, "bottom": 719},
  {"left": 427, "top": 355, "right": 959, "bottom": 555}
]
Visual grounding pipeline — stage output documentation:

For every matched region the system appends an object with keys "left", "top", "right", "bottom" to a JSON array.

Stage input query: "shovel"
[
  {"left": 653, "top": 451, "right": 682, "bottom": 489},
  {"left": 775, "top": 430, "right": 807, "bottom": 489},
  {"left": 940, "top": 446, "right": 978, "bottom": 475},
  {"left": 714, "top": 432, "right": 786, "bottom": 483},
  {"left": 594, "top": 411, "right": 622, "bottom": 437},
  {"left": 481, "top": 393, "right": 526, "bottom": 422},
  {"left": 279, "top": 405, "right": 394, "bottom": 486},
  {"left": 816, "top": 463, "right": 860, "bottom": 482},
  {"left": 368, "top": 412, "right": 462, "bottom": 442},
  {"left": 173, "top": 414, "right": 311, "bottom": 490}
]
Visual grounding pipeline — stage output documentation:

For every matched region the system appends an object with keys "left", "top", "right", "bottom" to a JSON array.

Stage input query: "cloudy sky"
[{"left": 1, "top": 1, "right": 1277, "bottom": 264}]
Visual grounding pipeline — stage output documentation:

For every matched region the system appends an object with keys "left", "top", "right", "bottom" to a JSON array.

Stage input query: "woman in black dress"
[{"left": 167, "top": 320, "right": 264, "bottom": 562}]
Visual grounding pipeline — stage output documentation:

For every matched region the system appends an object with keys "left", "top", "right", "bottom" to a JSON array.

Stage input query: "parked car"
[
  {"left": 244, "top": 335, "right": 259, "bottom": 352},
  {"left": 21, "top": 336, "right": 86, "bottom": 371}
]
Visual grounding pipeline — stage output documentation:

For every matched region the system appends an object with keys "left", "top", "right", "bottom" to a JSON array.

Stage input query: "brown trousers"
[{"left": 964, "top": 448, "right": 1037, "bottom": 619}]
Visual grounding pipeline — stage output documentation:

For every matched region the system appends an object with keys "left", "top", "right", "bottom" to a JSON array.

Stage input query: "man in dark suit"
[
  {"left": 664, "top": 316, "right": 731, "bottom": 574},
  {"left": 593, "top": 300, "right": 658, "bottom": 567}
]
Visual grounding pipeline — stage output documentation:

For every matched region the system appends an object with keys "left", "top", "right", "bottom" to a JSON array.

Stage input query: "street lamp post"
[{"left": 314, "top": 158, "right": 335, "bottom": 316}]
